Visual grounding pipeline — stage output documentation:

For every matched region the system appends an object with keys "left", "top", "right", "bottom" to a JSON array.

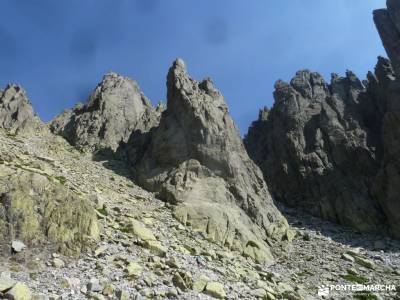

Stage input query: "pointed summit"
[
  {"left": 374, "top": 0, "right": 400, "bottom": 75},
  {"left": 171, "top": 58, "right": 187, "bottom": 72},
  {"left": 50, "top": 73, "right": 162, "bottom": 153},
  {"left": 136, "top": 60, "right": 289, "bottom": 264},
  {"left": 0, "top": 84, "right": 43, "bottom": 134}
]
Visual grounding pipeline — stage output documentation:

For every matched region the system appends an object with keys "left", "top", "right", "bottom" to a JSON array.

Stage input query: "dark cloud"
[
  {"left": 204, "top": 17, "right": 230, "bottom": 46},
  {"left": 12, "top": 0, "right": 71, "bottom": 31},
  {"left": 68, "top": 1, "right": 129, "bottom": 64},
  {"left": 0, "top": 27, "right": 19, "bottom": 58},
  {"left": 0, "top": 27, "right": 21, "bottom": 70},
  {"left": 134, "top": 0, "right": 161, "bottom": 13},
  {"left": 69, "top": 28, "right": 98, "bottom": 63}
]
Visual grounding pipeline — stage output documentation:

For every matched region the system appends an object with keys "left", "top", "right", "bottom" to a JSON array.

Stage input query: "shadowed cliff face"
[
  {"left": 135, "top": 59, "right": 289, "bottom": 264},
  {"left": 374, "top": 0, "right": 400, "bottom": 75},
  {"left": 245, "top": 0, "right": 400, "bottom": 239},
  {"left": 373, "top": 0, "right": 400, "bottom": 239},
  {"left": 245, "top": 60, "right": 391, "bottom": 234}
]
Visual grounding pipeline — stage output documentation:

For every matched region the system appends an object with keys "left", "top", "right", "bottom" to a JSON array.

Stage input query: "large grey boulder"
[
  {"left": 373, "top": 0, "right": 400, "bottom": 238},
  {"left": 136, "top": 59, "right": 289, "bottom": 263},
  {"left": 0, "top": 84, "right": 43, "bottom": 134},
  {"left": 0, "top": 167, "right": 100, "bottom": 256},
  {"left": 245, "top": 59, "right": 393, "bottom": 234},
  {"left": 50, "top": 72, "right": 161, "bottom": 153}
]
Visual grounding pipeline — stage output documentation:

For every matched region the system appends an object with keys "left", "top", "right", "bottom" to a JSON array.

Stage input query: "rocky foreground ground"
[{"left": 0, "top": 129, "right": 398, "bottom": 300}]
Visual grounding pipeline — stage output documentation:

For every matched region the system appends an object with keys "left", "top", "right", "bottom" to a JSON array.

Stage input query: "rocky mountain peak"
[
  {"left": 50, "top": 72, "right": 160, "bottom": 153},
  {"left": 245, "top": 62, "right": 391, "bottom": 234},
  {"left": 245, "top": 2, "right": 400, "bottom": 238},
  {"left": 0, "top": 84, "right": 42, "bottom": 134},
  {"left": 166, "top": 59, "right": 226, "bottom": 120},
  {"left": 136, "top": 59, "right": 289, "bottom": 264},
  {"left": 87, "top": 72, "right": 150, "bottom": 112},
  {"left": 169, "top": 58, "right": 187, "bottom": 75},
  {"left": 374, "top": 0, "right": 400, "bottom": 75}
]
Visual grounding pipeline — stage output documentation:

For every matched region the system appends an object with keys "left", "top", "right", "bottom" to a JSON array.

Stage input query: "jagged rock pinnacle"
[
  {"left": 136, "top": 60, "right": 289, "bottom": 264},
  {"left": 245, "top": 64, "right": 392, "bottom": 234},
  {"left": 50, "top": 73, "right": 162, "bottom": 153},
  {"left": 0, "top": 84, "right": 43, "bottom": 134}
]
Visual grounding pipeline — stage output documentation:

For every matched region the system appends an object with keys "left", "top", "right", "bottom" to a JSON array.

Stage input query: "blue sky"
[{"left": 0, "top": 0, "right": 387, "bottom": 134}]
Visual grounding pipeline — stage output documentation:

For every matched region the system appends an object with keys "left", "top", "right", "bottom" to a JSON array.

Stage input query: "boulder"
[
  {"left": 126, "top": 262, "right": 143, "bottom": 278},
  {"left": 0, "top": 276, "right": 16, "bottom": 292},
  {"left": 11, "top": 240, "right": 26, "bottom": 253},
  {"left": 0, "top": 167, "right": 100, "bottom": 256},
  {"left": 128, "top": 220, "right": 156, "bottom": 241},
  {"left": 136, "top": 59, "right": 288, "bottom": 263},
  {"left": 204, "top": 282, "right": 227, "bottom": 299},
  {"left": 193, "top": 275, "right": 210, "bottom": 292},
  {"left": 4, "top": 282, "right": 31, "bottom": 300}
]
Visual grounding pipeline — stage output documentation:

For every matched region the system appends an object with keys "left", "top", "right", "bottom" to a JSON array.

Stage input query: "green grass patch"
[
  {"left": 118, "top": 226, "right": 131, "bottom": 234},
  {"left": 341, "top": 274, "right": 369, "bottom": 284},
  {"left": 353, "top": 291, "right": 378, "bottom": 300},
  {"left": 97, "top": 207, "right": 108, "bottom": 216},
  {"left": 54, "top": 176, "right": 67, "bottom": 185},
  {"left": 296, "top": 270, "right": 314, "bottom": 277}
]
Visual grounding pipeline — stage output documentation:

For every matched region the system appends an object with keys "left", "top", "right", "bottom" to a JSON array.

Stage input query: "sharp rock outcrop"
[
  {"left": 244, "top": 0, "right": 400, "bottom": 238},
  {"left": 0, "top": 84, "right": 43, "bottom": 134},
  {"left": 245, "top": 57, "right": 397, "bottom": 235},
  {"left": 50, "top": 73, "right": 162, "bottom": 153},
  {"left": 373, "top": 0, "right": 400, "bottom": 238},
  {"left": 374, "top": 0, "right": 400, "bottom": 75},
  {"left": 136, "top": 59, "right": 289, "bottom": 263}
]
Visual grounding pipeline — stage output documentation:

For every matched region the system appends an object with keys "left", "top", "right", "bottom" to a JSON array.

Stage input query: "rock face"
[
  {"left": 50, "top": 73, "right": 161, "bottom": 153},
  {"left": 374, "top": 0, "right": 400, "bottom": 75},
  {"left": 0, "top": 84, "right": 42, "bottom": 134},
  {"left": 136, "top": 59, "right": 288, "bottom": 263},
  {"left": 373, "top": 0, "right": 400, "bottom": 238},
  {"left": 0, "top": 168, "right": 100, "bottom": 255},
  {"left": 245, "top": 64, "right": 391, "bottom": 233},
  {"left": 245, "top": 8, "right": 400, "bottom": 238}
]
